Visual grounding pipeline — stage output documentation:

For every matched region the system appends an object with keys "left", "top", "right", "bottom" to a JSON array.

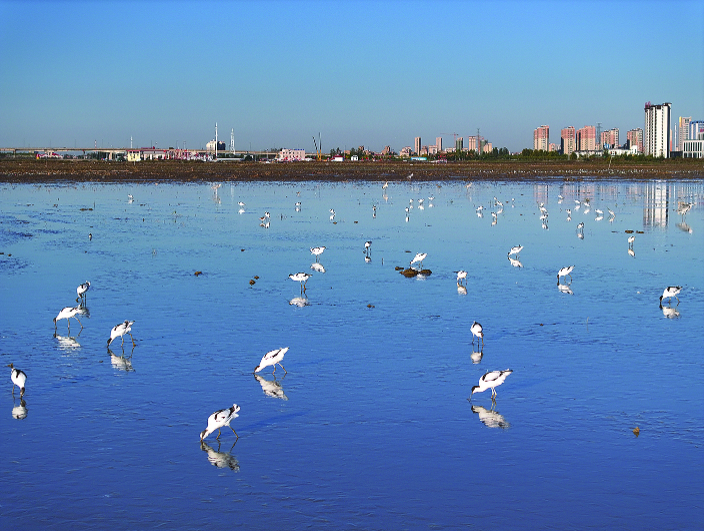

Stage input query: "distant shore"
[{"left": 0, "top": 158, "right": 702, "bottom": 183}]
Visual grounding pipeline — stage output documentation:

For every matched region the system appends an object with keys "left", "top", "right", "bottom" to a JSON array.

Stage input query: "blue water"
[{"left": 1, "top": 178, "right": 702, "bottom": 530}]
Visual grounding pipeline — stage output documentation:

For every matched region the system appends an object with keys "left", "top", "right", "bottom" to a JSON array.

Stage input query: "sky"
[{"left": 1, "top": 0, "right": 702, "bottom": 153}]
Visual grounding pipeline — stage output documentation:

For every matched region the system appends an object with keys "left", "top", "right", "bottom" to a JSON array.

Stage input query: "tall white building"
[
  {"left": 644, "top": 102, "right": 671, "bottom": 158},
  {"left": 678, "top": 116, "right": 691, "bottom": 151}
]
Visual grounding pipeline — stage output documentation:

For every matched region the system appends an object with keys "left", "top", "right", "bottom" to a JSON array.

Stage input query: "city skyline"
[{"left": 1, "top": 1, "right": 702, "bottom": 153}]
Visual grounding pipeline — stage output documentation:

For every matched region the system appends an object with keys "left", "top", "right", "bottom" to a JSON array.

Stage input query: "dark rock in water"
[
  {"left": 401, "top": 268, "right": 418, "bottom": 277},
  {"left": 419, "top": 269, "right": 432, "bottom": 276},
  {"left": 395, "top": 266, "right": 404, "bottom": 271}
]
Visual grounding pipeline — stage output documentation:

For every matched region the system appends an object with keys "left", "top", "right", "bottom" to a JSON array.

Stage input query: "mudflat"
[{"left": 1, "top": 158, "right": 702, "bottom": 183}]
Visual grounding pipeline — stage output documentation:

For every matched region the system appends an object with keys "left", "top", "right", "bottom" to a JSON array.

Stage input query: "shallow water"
[{"left": 1, "top": 178, "right": 702, "bottom": 530}]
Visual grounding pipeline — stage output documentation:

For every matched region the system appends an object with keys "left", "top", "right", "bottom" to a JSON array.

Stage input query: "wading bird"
[
  {"left": 310, "top": 246, "right": 326, "bottom": 261},
  {"left": 200, "top": 404, "right": 240, "bottom": 441},
  {"left": 76, "top": 281, "right": 91, "bottom": 302},
  {"left": 470, "top": 321, "right": 484, "bottom": 347},
  {"left": 289, "top": 272, "right": 311, "bottom": 293},
  {"left": 659, "top": 286, "right": 682, "bottom": 306},
  {"left": 107, "top": 320, "right": 135, "bottom": 348},
  {"left": 254, "top": 347, "right": 289, "bottom": 375},
  {"left": 470, "top": 369, "right": 513, "bottom": 401},
  {"left": 410, "top": 252, "right": 427, "bottom": 269},
  {"left": 8, "top": 363, "right": 26, "bottom": 398},
  {"left": 508, "top": 245, "right": 523, "bottom": 258},
  {"left": 54, "top": 305, "right": 82, "bottom": 333},
  {"left": 557, "top": 265, "right": 575, "bottom": 283}
]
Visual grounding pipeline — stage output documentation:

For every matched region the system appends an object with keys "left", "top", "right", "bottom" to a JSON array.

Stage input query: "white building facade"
[
  {"left": 644, "top": 102, "right": 671, "bottom": 158},
  {"left": 277, "top": 148, "right": 306, "bottom": 161}
]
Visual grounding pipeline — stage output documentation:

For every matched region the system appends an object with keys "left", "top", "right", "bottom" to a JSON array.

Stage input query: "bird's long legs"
[
  {"left": 278, "top": 363, "right": 287, "bottom": 375},
  {"left": 230, "top": 426, "right": 239, "bottom": 439}
]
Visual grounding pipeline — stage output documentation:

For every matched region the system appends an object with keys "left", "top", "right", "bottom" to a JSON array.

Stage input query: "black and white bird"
[
  {"left": 76, "top": 281, "right": 91, "bottom": 302},
  {"left": 508, "top": 245, "right": 523, "bottom": 258},
  {"left": 470, "top": 369, "right": 513, "bottom": 400},
  {"left": 107, "top": 320, "right": 135, "bottom": 348},
  {"left": 364, "top": 240, "right": 372, "bottom": 256},
  {"left": 470, "top": 321, "right": 484, "bottom": 347},
  {"left": 200, "top": 404, "right": 240, "bottom": 441},
  {"left": 456, "top": 270, "right": 467, "bottom": 286},
  {"left": 310, "top": 246, "right": 326, "bottom": 261},
  {"left": 8, "top": 363, "right": 26, "bottom": 398},
  {"left": 54, "top": 305, "right": 82, "bottom": 333},
  {"left": 289, "top": 272, "right": 311, "bottom": 292},
  {"left": 628, "top": 234, "right": 635, "bottom": 248},
  {"left": 410, "top": 252, "right": 427, "bottom": 269},
  {"left": 254, "top": 347, "right": 289, "bottom": 375},
  {"left": 557, "top": 265, "right": 575, "bottom": 283},
  {"left": 659, "top": 286, "right": 682, "bottom": 306}
]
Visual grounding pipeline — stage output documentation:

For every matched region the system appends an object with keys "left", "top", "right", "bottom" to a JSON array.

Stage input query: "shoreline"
[{"left": 1, "top": 159, "right": 702, "bottom": 183}]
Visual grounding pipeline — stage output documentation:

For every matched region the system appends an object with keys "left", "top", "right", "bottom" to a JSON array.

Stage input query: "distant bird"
[
  {"left": 595, "top": 209, "right": 603, "bottom": 216},
  {"left": 470, "top": 321, "right": 484, "bottom": 347},
  {"left": 677, "top": 202, "right": 692, "bottom": 217},
  {"left": 107, "top": 320, "right": 135, "bottom": 348},
  {"left": 628, "top": 234, "right": 635, "bottom": 248},
  {"left": 295, "top": 201, "right": 301, "bottom": 210},
  {"left": 254, "top": 347, "right": 289, "bottom": 375},
  {"left": 410, "top": 252, "right": 427, "bottom": 269},
  {"left": 329, "top": 208, "right": 336, "bottom": 217},
  {"left": 8, "top": 363, "right": 26, "bottom": 398},
  {"left": 76, "top": 281, "right": 91, "bottom": 302},
  {"left": 89, "top": 233, "right": 92, "bottom": 241},
  {"left": 577, "top": 221, "right": 584, "bottom": 232},
  {"left": 659, "top": 286, "right": 682, "bottom": 306},
  {"left": 470, "top": 369, "right": 513, "bottom": 400},
  {"left": 476, "top": 205, "right": 484, "bottom": 213},
  {"left": 557, "top": 265, "right": 575, "bottom": 283},
  {"left": 456, "top": 270, "right": 467, "bottom": 286},
  {"left": 508, "top": 245, "right": 523, "bottom": 257},
  {"left": 364, "top": 240, "right": 372, "bottom": 255},
  {"left": 310, "top": 246, "right": 326, "bottom": 261},
  {"left": 259, "top": 211, "right": 270, "bottom": 223},
  {"left": 289, "top": 272, "right": 311, "bottom": 292},
  {"left": 127, "top": 194, "right": 134, "bottom": 203},
  {"left": 382, "top": 181, "right": 388, "bottom": 190},
  {"left": 200, "top": 404, "right": 240, "bottom": 441},
  {"left": 54, "top": 305, "right": 82, "bottom": 333},
  {"left": 238, "top": 201, "right": 246, "bottom": 208}
]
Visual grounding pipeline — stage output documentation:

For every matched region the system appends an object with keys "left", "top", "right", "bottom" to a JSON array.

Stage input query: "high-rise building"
[
  {"left": 436, "top": 137, "right": 442, "bottom": 152},
  {"left": 455, "top": 137, "right": 464, "bottom": 152},
  {"left": 689, "top": 120, "right": 704, "bottom": 141},
  {"left": 533, "top": 125, "right": 549, "bottom": 151},
  {"left": 561, "top": 126, "right": 575, "bottom": 155},
  {"left": 644, "top": 102, "right": 671, "bottom": 157},
  {"left": 467, "top": 136, "right": 477, "bottom": 152},
  {"left": 575, "top": 126, "right": 596, "bottom": 152},
  {"left": 600, "top": 128, "right": 619, "bottom": 149},
  {"left": 627, "top": 129, "right": 643, "bottom": 153},
  {"left": 414, "top": 137, "right": 421, "bottom": 155},
  {"left": 678, "top": 117, "right": 691, "bottom": 151}
]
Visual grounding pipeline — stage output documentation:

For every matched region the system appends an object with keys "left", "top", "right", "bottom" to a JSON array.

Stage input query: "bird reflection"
[
  {"left": 12, "top": 398, "right": 28, "bottom": 420},
  {"left": 661, "top": 305, "right": 680, "bottom": 319},
  {"left": 557, "top": 283, "right": 573, "bottom": 295},
  {"left": 470, "top": 404, "right": 510, "bottom": 429},
  {"left": 676, "top": 222, "right": 692, "bottom": 234},
  {"left": 628, "top": 248, "right": 635, "bottom": 258},
  {"left": 54, "top": 332, "right": 81, "bottom": 351},
  {"left": 508, "top": 256, "right": 523, "bottom": 268},
  {"left": 289, "top": 296, "right": 310, "bottom": 308},
  {"left": 109, "top": 348, "right": 135, "bottom": 372},
  {"left": 254, "top": 374, "right": 288, "bottom": 400},
  {"left": 200, "top": 440, "right": 240, "bottom": 472},
  {"left": 457, "top": 284, "right": 467, "bottom": 296},
  {"left": 470, "top": 349, "right": 483, "bottom": 364},
  {"left": 310, "top": 262, "right": 326, "bottom": 273}
]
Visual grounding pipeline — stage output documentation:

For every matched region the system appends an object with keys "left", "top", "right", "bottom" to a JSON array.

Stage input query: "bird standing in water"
[{"left": 200, "top": 404, "right": 240, "bottom": 441}]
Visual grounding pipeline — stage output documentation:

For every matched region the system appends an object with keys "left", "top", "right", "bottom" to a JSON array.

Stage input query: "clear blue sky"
[{"left": 1, "top": 0, "right": 702, "bottom": 153}]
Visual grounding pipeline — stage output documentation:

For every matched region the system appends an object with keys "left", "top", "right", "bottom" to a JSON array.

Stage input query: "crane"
[{"left": 312, "top": 133, "right": 322, "bottom": 161}]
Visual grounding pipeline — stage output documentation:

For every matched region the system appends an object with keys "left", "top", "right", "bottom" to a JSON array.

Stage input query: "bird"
[
  {"left": 329, "top": 208, "right": 336, "bottom": 217},
  {"left": 254, "top": 347, "right": 289, "bottom": 375},
  {"left": 107, "top": 320, "right": 135, "bottom": 348},
  {"left": 310, "top": 246, "right": 326, "bottom": 261},
  {"left": 289, "top": 272, "right": 311, "bottom": 292},
  {"left": 410, "top": 252, "right": 427, "bottom": 269},
  {"left": 577, "top": 221, "right": 584, "bottom": 232},
  {"left": 259, "top": 211, "right": 270, "bottom": 223},
  {"left": 470, "top": 369, "right": 513, "bottom": 401},
  {"left": 456, "top": 270, "right": 467, "bottom": 286},
  {"left": 364, "top": 240, "right": 372, "bottom": 255},
  {"left": 200, "top": 404, "right": 240, "bottom": 441},
  {"left": 54, "top": 305, "right": 82, "bottom": 333},
  {"left": 557, "top": 265, "right": 575, "bottom": 283},
  {"left": 628, "top": 234, "right": 635, "bottom": 248},
  {"left": 238, "top": 201, "right": 246, "bottom": 208},
  {"left": 8, "top": 363, "right": 26, "bottom": 398},
  {"left": 382, "top": 181, "right": 388, "bottom": 190},
  {"left": 76, "top": 281, "right": 91, "bottom": 302},
  {"left": 470, "top": 321, "right": 484, "bottom": 347},
  {"left": 508, "top": 245, "right": 523, "bottom": 257},
  {"left": 659, "top": 286, "right": 682, "bottom": 306}
]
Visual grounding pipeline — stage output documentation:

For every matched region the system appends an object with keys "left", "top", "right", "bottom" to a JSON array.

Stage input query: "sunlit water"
[{"left": 1, "top": 178, "right": 702, "bottom": 530}]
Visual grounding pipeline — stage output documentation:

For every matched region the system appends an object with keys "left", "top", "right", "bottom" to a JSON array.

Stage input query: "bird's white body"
[
  {"left": 557, "top": 265, "right": 575, "bottom": 282},
  {"left": 456, "top": 270, "right": 467, "bottom": 285},
  {"left": 289, "top": 272, "right": 311, "bottom": 292},
  {"left": 54, "top": 305, "right": 82, "bottom": 331},
  {"left": 577, "top": 222, "right": 584, "bottom": 231},
  {"left": 310, "top": 246, "right": 326, "bottom": 260},
  {"left": 410, "top": 252, "right": 427, "bottom": 269},
  {"left": 8, "top": 363, "right": 26, "bottom": 397},
  {"left": 254, "top": 347, "right": 289, "bottom": 375},
  {"left": 76, "top": 281, "right": 91, "bottom": 300},
  {"left": 659, "top": 286, "right": 682, "bottom": 306},
  {"left": 470, "top": 321, "right": 483, "bottom": 346},
  {"left": 628, "top": 235, "right": 635, "bottom": 246},
  {"left": 200, "top": 404, "right": 240, "bottom": 441},
  {"left": 108, "top": 320, "right": 135, "bottom": 347},
  {"left": 470, "top": 369, "right": 513, "bottom": 399},
  {"left": 364, "top": 240, "right": 372, "bottom": 252},
  {"left": 508, "top": 245, "right": 523, "bottom": 257}
]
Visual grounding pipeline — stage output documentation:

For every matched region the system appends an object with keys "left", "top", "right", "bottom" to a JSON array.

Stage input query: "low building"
[
  {"left": 127, "top": 150, "right": 141, "bottom": 162},
  {"left": 683, "top": 129, "right": 704, "bottom": 158},
  {"left": 276, "top": 148, "right": 306, "bottom": 161}
]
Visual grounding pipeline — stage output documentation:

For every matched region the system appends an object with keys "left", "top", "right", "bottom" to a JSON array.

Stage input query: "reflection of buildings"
[
  {"left": 533, "top": 184, "right": 549, "bottom": 206},
  {"left": 643, "top": 182, "right": 669, "bottom": 228}
]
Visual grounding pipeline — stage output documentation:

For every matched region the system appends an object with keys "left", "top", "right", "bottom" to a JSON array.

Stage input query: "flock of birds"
[{"left": 7, "top": 184, "right": 691, "bottom": 436}]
